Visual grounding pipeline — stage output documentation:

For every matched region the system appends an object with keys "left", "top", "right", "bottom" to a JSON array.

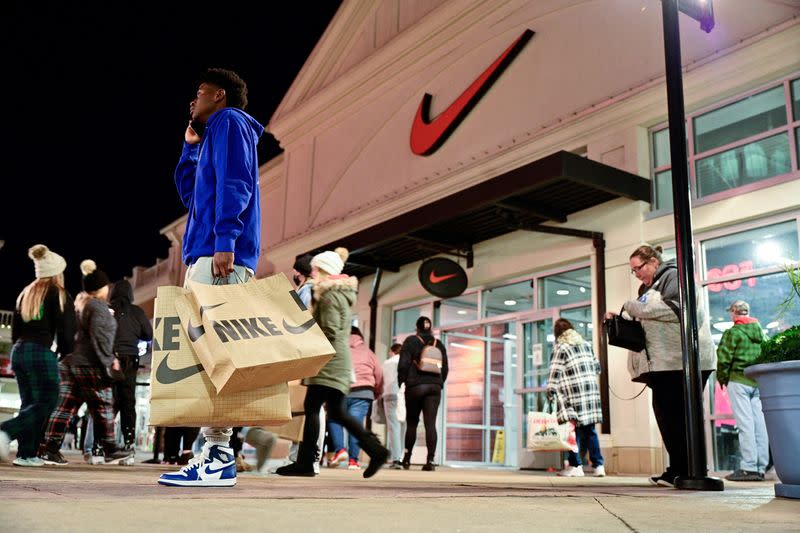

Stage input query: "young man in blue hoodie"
[{"left": 158, "top": 68, "right": 264, "bottom": 487}]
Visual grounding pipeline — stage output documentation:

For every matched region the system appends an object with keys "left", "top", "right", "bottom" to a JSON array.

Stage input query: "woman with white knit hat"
[
  {"left": 277, "top": 247, "right": 390, "bottom": 478},
  {"left": 0, "top": 245, "right": 76, "bottom": 467},
  {"left": 39, "top": 259, "right": 133, "bottom": 466}
]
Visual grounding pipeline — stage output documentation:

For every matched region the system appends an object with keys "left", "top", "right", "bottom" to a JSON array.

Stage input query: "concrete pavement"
[{"left": 1, "top": 453, "right": 798, "bottom": 532}]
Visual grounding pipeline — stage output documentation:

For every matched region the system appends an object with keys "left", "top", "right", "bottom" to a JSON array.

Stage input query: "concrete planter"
[{"left": 745, "top": 360, "right": 800, "bottom": 499}]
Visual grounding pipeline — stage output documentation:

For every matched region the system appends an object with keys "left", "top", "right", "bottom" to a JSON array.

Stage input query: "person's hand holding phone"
[{"left": 185, "top": 120, "right": 202, "bottom": 144}]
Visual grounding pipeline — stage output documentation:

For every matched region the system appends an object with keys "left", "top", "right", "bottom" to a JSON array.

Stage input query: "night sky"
[{"left": 4, "top": 1, "right": 342, "bottom": 309}]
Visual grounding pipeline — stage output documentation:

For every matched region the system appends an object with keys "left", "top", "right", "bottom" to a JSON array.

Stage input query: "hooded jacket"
[
  {"left": 109, "top": 280, "right": 153, "bottom": 357},
  {"left": 623, "top": 260, "right": 716, "bottom": 382},
  {"left": 175, "top": 108, "right": 264, "bottom": 271},
  {"left": 305, "top": 275, "right": 359, "bottom": 394},
  {"left": 398, "top": 330, "right": 449, "bottom": 389},
  {"left": 546, "top": 329, "right": 603, "bottom": 426},
  {"left": 348, "top": 334, "right": 384, "bottom": 399},
  {"left": 716, "top": 316, "right": 766, "bottom": 387},
  {"left": 65, "top": 295, "right": 117, "bottom": 372}
]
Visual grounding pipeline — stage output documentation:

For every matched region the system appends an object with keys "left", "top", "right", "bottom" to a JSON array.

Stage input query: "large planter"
[{"left": 745, "top": 360, "right": 800, "bottom": 499}]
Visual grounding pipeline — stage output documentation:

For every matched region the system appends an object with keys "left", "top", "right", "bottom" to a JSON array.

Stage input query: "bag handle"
[{"left": 210, "top": 264, "right": 246, "bottom": 285}]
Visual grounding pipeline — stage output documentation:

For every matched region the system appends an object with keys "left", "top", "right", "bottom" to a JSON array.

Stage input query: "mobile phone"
[{"left": 190, "top": 119, "right": 206, "bottom": 138}]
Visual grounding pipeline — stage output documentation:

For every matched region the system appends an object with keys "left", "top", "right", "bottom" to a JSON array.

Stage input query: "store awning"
[{"left": 304, "top": 150, "right": 651, "bottom": 277}]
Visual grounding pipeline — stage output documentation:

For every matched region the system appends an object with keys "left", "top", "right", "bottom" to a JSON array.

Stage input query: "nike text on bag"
[
  {"left": 415, "top": 336, "right": 443, "bottom": 375},
  {"left": 525, "top": 410, "right": 578, "bottom": 453},
  {"left": 176, "top": 274, "right": 335, "bottom": 394},
  {"left": 149, "top": 286, "right": 291, "bottom": 427}
]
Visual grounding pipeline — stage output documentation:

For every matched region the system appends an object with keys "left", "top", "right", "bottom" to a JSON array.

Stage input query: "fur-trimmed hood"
[{"left": 312, "top": 274, "right": 358, "bottom": 305}]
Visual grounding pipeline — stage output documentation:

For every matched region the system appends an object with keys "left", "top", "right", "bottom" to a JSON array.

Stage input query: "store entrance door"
[{"left": 442, "top": 322, "right": 517, "bottom": 466}]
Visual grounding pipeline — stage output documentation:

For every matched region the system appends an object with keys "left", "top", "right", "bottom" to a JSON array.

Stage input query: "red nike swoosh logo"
[
  {"left": 429, "top": 271, "right": 458, "bottom": 284},
  {"left": 410, "top": 29, "right": 534, "bottom": 156}
]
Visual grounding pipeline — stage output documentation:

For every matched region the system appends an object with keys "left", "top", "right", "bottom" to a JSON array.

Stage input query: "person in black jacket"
[
  {"left": 109, "top": 279, "right": 153, "bottom": 450},
  {"left": 398, "top": 316, "right": 448, "bottom": 471},
  {"left": 40, "top": 260, "right": 133, "bottom": 466},
  {"left": 0, "top": 245, "right": 75, "bottom": 467}
]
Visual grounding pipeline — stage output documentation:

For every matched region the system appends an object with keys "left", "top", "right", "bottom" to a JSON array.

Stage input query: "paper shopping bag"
[
  {"left": 149, "top": 285, "right": 291, "bottom": 427},
  {"left": 525, "top": 411, "right": 578, "bottom": 452},
  {"left": 176, "top": 274, "right": 334, "bottom": 394}
]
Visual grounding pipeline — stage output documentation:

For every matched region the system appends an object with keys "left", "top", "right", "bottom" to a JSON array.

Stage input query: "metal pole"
[
  {"left": 368, "top": 267, "right": 383, "bottom": 353},
  {"left": 593, "top": 236, "right": 611, "bottom": 435},
  {"left": 661, "top": 0, "right": 722, "bottom": 491}
]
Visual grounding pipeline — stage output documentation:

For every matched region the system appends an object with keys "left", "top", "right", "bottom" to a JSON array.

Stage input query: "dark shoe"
[
  {"left": 104, "top": 446, "right": 134, "bottom": 465},
  {"left": 360, "top": 433, "right": 390, "bottom": 479},
  {"left": 275, "top": 461, "right": 316, "bottom": 477},
  {"left": 422, "top": 462, "right": 435, "bottom": 472},
  {"left": 142, "top": 458, "right": 162, "bottom": 464},
  {"left": 402, "top": 451, "right": 411, "bottom": 470},
  {"left": 389, "top": 460, "right": 403, "bottom": 470},
  {"left": 41, "top": 450, "right": 68, "bottom": 466},
  {"left": 177, "top": 452, "right": 194, "bottom": 466},
  {"left": 649, "top": 471, "right": 676, "bottom": 487},
  {"left": 725, "top": 469, "right": 764, "bottom": 481}
]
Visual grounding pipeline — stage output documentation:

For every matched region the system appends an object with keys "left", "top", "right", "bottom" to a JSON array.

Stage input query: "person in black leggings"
[{"left": 398, "top": 317, "right": 449, "bottom": 471}]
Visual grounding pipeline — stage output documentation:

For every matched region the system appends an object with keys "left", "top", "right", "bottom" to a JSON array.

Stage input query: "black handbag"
[{"left": 604, "top": 313, "right": 646, "bottom": 352}]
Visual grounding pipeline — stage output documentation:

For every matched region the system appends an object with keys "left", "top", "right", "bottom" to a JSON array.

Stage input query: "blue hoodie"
[{"left": 174, "top": 108, "right": 264, "bottom": 271}]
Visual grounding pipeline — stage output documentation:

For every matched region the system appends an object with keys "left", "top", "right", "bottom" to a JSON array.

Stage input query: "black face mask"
[{"left": 293, "top": 274, "right": 303, "bottom": 286}]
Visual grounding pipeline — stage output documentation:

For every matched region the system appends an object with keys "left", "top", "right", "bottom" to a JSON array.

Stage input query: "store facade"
[{"left": 132, "top": 0, "right": 800, "bottom": 473}]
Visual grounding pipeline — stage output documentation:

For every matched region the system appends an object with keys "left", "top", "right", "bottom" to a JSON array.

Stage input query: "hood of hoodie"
[
  {"left": 732, "top": 318, "right": 764, "bottom": 343},
  {"left": 206, "top": 107, "right": 264, "bottom": 138},
  {"left": 109, "top": 279, "right": 133, "bottom": 307},
  {"left": 313, "top": 275, "right": 358, "bottom": 305},
  {"left": 349, "top": 334, "right": 365, "bottom": 349}
]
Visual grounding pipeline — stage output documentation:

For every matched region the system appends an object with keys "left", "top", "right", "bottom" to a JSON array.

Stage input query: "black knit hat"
[
  {"left": 80, "top": 259, "right": 110, "bottom": 293},
  {"left": 293, "top": 254, "right": 313, "bottom": 277}
]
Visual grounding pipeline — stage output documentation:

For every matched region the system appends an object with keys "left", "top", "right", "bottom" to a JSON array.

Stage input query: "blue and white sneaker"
[{"left": 158, "top": 443, "right": 236, "bottom": 487}]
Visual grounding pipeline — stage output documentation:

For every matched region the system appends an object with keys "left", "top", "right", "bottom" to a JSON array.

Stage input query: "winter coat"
[
  {"left": 109, "top": 280, "right": 153, "bottom": 356},
  {"left": 623, "top": 262, "right": 716, "bottom": 382},
  {"left": 546, "top": 329, "right": 603, "bottom": 426},
  {"left": 304, "top": 275, "right": 358, "bottom": 395},
  {"left": 11, "top": 285, "right": 76, "bottom": 356},
  {"left": 65, "top": 296, "right": 117, "bottom": 373},
  {"left": 348, "top": 334, "right": 384, "bottom": 398},
  {"left": 398, "top": 332, "right": 449, "bottom": 389},
  {"left": 716, "top": 316, "right": 766, "bottom": 388}
]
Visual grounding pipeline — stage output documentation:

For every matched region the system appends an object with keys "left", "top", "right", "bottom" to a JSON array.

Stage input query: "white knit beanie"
[
  {"left": 28, "top": 244, "right": 67, "bottom": 279},
  {"left": 311, "top": 247, "right": 349, "bottom": 276}
]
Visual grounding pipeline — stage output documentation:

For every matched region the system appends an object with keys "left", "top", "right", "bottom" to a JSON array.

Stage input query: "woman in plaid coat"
[{"left": 547, "top": 318, "right": 604, "bottom": 477}]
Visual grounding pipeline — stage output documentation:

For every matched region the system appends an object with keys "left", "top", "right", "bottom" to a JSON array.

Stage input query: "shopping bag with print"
[
  {"left": 175, "top": 273, "right": 334, "bottom": 394},
  {"left": 526, "top": 409, "right": 578, "bottom": 453},
  {"left": 149, "top": 285, "right": 291, "bottom": 427}
]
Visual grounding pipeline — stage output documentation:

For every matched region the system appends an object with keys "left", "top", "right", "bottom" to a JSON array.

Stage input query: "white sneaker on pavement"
[
  {"left": 593, "top": 465, "right": 606, "bottom": 477},
  {"left": 0, "top": 430, "right": 10, "bottom": 462},
  {"left": 557, "top": 465, "right": 584, "bottom": 477}
]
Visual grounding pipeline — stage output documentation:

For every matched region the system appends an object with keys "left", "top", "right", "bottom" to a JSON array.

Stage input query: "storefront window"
[
  {"left": 560, "top": 306, "right": 593, "bottom": 344},
  {"left": 791, "top": 78, "right": 800, "bottom": 121},
  {"left": 538, "top": 267, "right": 591, "bottom": 308},
  {"left": 701, "top": 220, "right": 799, "bottom": 275},
  {"left": 482, "top": 280, "right": 533, "bottom": 317},
  {"left": 654, "top": 170, "right": 673, "bottom": 211},
  {"left": 438, "top": 292, "right": 479, "bottom": 327},
  {"left": 653, "top": 128, "right": 671, "bottom": 168},
  {"left": 696, "top": 133, "right": 791, "bottom": 197},
  {"left": 693, "top": 85, "right": 786, "bottom": 153},
  {"left": 392, "top": 304, "right": 429, "bottom": 336}
]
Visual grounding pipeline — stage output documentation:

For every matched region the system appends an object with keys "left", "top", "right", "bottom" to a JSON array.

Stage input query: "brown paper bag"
[
  {"left": 175, "top": 274, "right": 334, "bottom": 394},
  {"left": 269, "top": 415, "right": 305, "bottom": 442},
  {"left": 289, "top": 380, "right": 306, "bottom": 415},
  {"left": 149, "top": 285, "right": 292, "bottom": 427}
]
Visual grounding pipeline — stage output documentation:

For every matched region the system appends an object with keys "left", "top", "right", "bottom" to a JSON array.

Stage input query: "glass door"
[{"left": 442, "top": 322, "right": 517, "bottom": 465}]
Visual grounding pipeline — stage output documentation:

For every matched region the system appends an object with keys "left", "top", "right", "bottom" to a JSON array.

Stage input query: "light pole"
[{"left": 660, "top": 0, "right": 723, "bottom": 491}]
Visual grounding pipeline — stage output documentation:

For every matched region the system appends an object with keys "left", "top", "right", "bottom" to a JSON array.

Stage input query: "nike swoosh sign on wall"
[
  {"left": 429, "top": 271, "right": 458, "bottom": 284},
  {"left": 409, "top": 29, "right": 534, "bottom": 156},
  {"left": 155, "top": 353, "right": 205, "bottom": 384}
]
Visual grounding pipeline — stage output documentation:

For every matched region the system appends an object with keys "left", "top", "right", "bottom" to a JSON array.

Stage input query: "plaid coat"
[{"left": 547, "top": 330, "right": 603, "bottom": 426}]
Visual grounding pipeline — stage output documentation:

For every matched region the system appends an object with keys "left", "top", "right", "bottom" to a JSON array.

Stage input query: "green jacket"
[
  {"left": 305, "top": 275, "right": 358, "bottom": 394},
  {"left": 716, "top": 319, "right": 765, "bottom": 388}
]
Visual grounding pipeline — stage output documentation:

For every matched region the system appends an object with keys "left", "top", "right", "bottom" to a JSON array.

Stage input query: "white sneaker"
[
  {"left": 0, "top": 430, "right": 10, "bottom": 462},
  {"left": 13, "top": 457, "right": 44, "bottom": 467},
  {"left": 557, "top": 465, "right": 585, "bottom": 477},
  {"left": 593, "top": 465, "right": 606, "bottom": 477},
  {"left": 158, "top": 443, "right": 237, "bottom": 487}
]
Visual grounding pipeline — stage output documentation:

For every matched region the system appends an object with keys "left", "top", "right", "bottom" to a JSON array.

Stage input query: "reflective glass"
[
  {"left": 701, "top": 221, "right": 799, "bottom": 276},
  {"left": 654, "top": 170, "right": 673, "bottom": 211},
  {"left": 693, "top": 85, "right": 786, "bottom": 153},
  {"left": 696, "top": 134, "right": 791, "bottom": 197},
  {"left": 482, "top": 280, "right": 533, "bottom": 317},
  {"left": 392, "top": 304, "right": 430, "bottom": 336},
  {"left": 538, "top": 268, "right": 591, "bottom": 308},
  {"left": 446, "top": 427, "right": 483, "bottom": 462},
  {"left": 653, "top": 128, "right": 671, "bottom": 167},
  {"left": 439, "top": 292, "right": 479, "bottom": 327},
  {"left": 792, "top": 78, "right": 800, "bottom": 121}
]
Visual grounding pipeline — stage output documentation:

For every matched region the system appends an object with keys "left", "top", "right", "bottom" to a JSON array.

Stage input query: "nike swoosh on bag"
[
  {"left": 283, "top": 317, "right": 317, "bottom": 334},
  {"left": 429, "top": 271, "right": 458, "bottom": 284},
  {"left": 409, "top": 29, "right": 534, "bottom": 156},
  {"left": 187, "top": 303, "right": 226, "bottom": 341},
  {"left": 155, "top": 353, "right": 205, "bottom": 384}
]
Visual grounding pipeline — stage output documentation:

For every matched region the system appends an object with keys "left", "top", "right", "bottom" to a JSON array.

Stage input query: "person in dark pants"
[
  {"left": 276, "top": 248, "right": 389, "bottom": 478},
  {"left": 163, "top": 427, "right": 200, "bottom": 464},
  {"left": 398, "top": 316, "right": 449, "bottom": 471},
  {"left": 0, "top": 245, "right": 75, "bottom": 467},
  {"left": 606, "top": 244, "right": 716, "bottom": 487},
  {"left": 109, "top": 279, "right": 153, "bottom": 451}
]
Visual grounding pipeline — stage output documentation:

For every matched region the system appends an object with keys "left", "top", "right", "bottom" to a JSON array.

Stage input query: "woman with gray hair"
[{"left": 606, "top": 244, "right": 716, "bottom": 487}]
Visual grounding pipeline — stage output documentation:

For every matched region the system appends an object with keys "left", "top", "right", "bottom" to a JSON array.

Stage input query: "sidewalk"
[{"left": 1, "top": 453, "right": 797, "bottom": 532}]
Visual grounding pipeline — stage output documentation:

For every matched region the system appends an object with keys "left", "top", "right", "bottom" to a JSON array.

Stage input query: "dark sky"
[{"left": 4, "top": 1, "right": 342, "bottom": 309}]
